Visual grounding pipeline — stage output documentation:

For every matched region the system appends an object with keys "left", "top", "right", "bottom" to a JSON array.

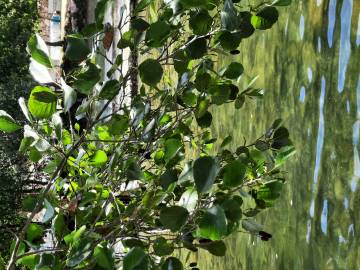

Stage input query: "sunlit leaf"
[
  {"left": 28, "top": 86, "right": 57, "bottom": 119},
  {"left": 196, "top": 205, "right": 227, "bottom": 240},
  {"left": 0, "top": 110, "right": 21, "bottom": 133}
]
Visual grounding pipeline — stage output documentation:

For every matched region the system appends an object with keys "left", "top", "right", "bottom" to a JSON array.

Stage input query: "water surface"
[{"left": 189, "top": 0, "right": 360, "bottom": 269}]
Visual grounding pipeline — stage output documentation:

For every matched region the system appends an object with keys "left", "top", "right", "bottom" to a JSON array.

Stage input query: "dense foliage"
[
  {"left": 0, "top": 0, "right": 37, "bottom": 255},
  {"left": 0, "top": 0, "right": 294, "bottom": 269}
]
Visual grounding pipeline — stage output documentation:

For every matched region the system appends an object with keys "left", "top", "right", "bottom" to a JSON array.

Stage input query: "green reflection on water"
[{"left": 182, "top": 0, "right": 360, "bottom": 269}]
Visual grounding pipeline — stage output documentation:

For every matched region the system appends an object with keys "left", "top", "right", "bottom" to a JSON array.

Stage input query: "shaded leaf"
[
  {"left": 160, "top": 206, "right": 189, "bottom": 232},
  {"left": 139, "top": 59, "right": 163, "bottom": 86},
  {"left": 193, "top": 156, "right": 218, "bottom": 193},
  {"left": 196, "top": 205, "right": 227, "bottom": 240}
]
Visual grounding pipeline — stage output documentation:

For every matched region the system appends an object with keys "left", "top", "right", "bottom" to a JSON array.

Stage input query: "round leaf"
[
  {"left": 189, "top": 9, "right": 213, "bottom": 35},
  {"left": 145, "top": 21, "right": 170, "bottom": 47},
  {"left": 89, "top": 150, "right": 108, "bottom": 166},
  {"left": 186, "top": 38, "right": 207, "bottom": 59},
  {"left": 139, "top": 59, "right": 163, "bottom": 86},
  {"left": 251, "top": 7, "right": 279, "bottom": 30},
  {"left": 28, "top": 86, "right": 57, "bottom": 119},
  {"left": 160, "top": 206, "right": 189, "bottom": 232},
  {"left": 196, "top": 205, "right": 227, "bottom": 240},
  {"left": 162, "top": 257, "right": 183, "bottom": 270},
  {"left": 221, "top": 62, "right": 244, "bottom": 79},
  {"left": 223, "top": 160, "right": 246, "bottom": 187}
]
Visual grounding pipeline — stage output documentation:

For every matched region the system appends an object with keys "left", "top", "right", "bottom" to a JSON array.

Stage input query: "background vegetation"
[{"left": 0, "top": 0, "right": 37, "bottom": 255}]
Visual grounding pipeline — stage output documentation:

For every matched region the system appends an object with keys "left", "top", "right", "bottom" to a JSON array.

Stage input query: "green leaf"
[
  {"left": 271, "top": 0, "right": 292, "bottom": 6},
  {"left": 164, "top": 138, "right": 183, "bottom": 164},
  {"left": 28, "top": 86, "right": 57, "bottom": 119},
  {"left": 0, "top": 253, "right": 5, "bottom": 270},
  {"left": 235, "top": 95, "right": 245, "bottom": 109},
  {"left": 153, "top": 237, "right": 174, "bottom": 256},
  {"left": 161, "top": 257, "right": 183, "bottom": 270},
  {"left": 199, "top": 240, "right": 227, "bottom": 256},
  {"left": 238, "top": 11, "right": 255, "bottom": 38},
  {"left": 275, "top": 145, "right": 296, "bottom": 167},
  {"left": 0, "top": 110, "right": 21, "bottom": 133},
  {"left": 52, "top": 212, "right": 67, "bottom": 241},
  {"left": 196, "top": 205, "right": 227, "bottom": 240},
  {"left": 220, "top": 135, "right": 232, "bottom": 148},
  {"left": 65, "top": 34, "right": 90, "bottom": 62},
  {"left": 17, "top": 255, "right": 39, "bottom": 269},
  {"left": 178, "top": 188, "right": 198, "bottom": 212},
  {"left": 223, "top": 160, "right": 246, "bottom": 187},
  {"left": 221, "top": 0, "right": 239, "bottom": 31},
  {"left": 22, "top": 195, "right": 37, "bottom": 212},
  {"left": 145, "top": 21, "right": 171, "bottom": 47},
  {"left": 27, "top": 34, "right": 52, "bottom": 67},
  {"left": 66, "top": 237, "right": 93, "bottom": 267},
  {"left": 193, "top": 156, "right": 218, "bottom": 193},
  {"left": 42, "top": 199, "right": 55, "bottom": 223},
  {"left": 89, "top": 150, "right": 108, "bottom": 166},
  {"left": 160, "top": 206, "right": 189, "bottom": 232},
  {"left": 221, "top": 196, "right": 243, "bottom": 222},
  {"left": 173, "top": 51, "right": 189, "bottom": 75},
  {"left": 160, "top": 169, "right": 178, "bottom": 190},
  {"left": 61, "top": 78, "right": 77, "bottom": 113},
  {"left": 73, "top": 63, "right": 101, "bottom": 95},
  {"left": 220, "top": 62, "right": 244, "bottom": 79},
  {"left": 94, "top": 242, "right": 115, "bottom": 270},
  {"left": 117, "top": 30, "right": 134, "bottom": 49},
  {"left": 257, "top": 180, "right": 284, "bottom": 205},
  {"left": 123, "top": 247, "right": 148, "bottom": 270},
  {"left": 251, "top": 7, "right": 279, "bottom": 30},
  {"left": 186, "top": 37, "right": 207, "bottom": 59},
  {"left": 196, "top": 111, "right": 212, "bottom": 128},
  {"left": 131, "top": 18, "right": 150, "bottom": 31},
  {"left": 99, "top": 80, "right": 120, "bottom": 100},
  {"left": 215, "top": 30, "right": 242, "bottom": 51},
  {"left": 139, "top": 59, "right": 163, "bottom": 86},
  {"left": 189, "top": 9, "right": 213, "bottom": 35},
  {"left": 108, "top": 114, "right": 128, "bottom": 135},
  {"left": 26, "top": 223, "right": 44, "bottom": 242}
]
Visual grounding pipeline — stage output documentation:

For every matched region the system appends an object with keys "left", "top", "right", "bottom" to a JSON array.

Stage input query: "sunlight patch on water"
[
  {"left": 344, "top": 197, "right": 349, "bottom": 209},
  {"left": 339, "top": 235, "right": 346, "bottom": 243},
  {"left": 310, "top": 198, "right": 315, "bottom": 218},
  {"left": 307, "top": 67, "right": 313, "bottom": 82},
  {"left": 299, "top": 15, "right": 305, "bottom": 40},
  {"left": 285, "top": 17, "right": 289, "bottom": 36},
  {"left": 347, "top": 100, "right": 350, "bottom": 113},
  {"left": 338, "top": 0, "right": 353, "bottom": 93},
  {"left": 321, "top": 199, "right": 328, "bottom": 234},
  {"left": 348, "top": 224, "right": 355, "bottom": 237},
  {"left": 306, "top": 219, "right": 311, "bottom": 243},
  {"left": 318, "top": 37, "right": 322, "bottom": 52},
  {"left": 327, "top": 0, "right": 337, "bottom": 48},
  {"left": 299, "top": 86, "right": 306, "bottom": 102},
  {"left": 317, "top": 0, "right": 322, "bottom": 7},
  {"left": 313, "top": 76, "right": 326, "bottom": 188},
  {"left": 351, "top": 120, "right": 360, "bottom": 191}
]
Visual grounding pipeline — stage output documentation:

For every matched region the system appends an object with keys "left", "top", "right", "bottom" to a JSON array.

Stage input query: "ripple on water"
[
  {"left": 327, "top": 0, "right": 337, "bottom": 48},
  {"left": 299, "top": 86, "right": 306, "bottom": 102},
  {"left": 321, "top": 199, "right": 328, "bottom": 234},
  {"left": 338, "top": 0, "right": 353, "bottom": 93},
  {"left": 307, "top": 67, "right": 313, "bottom": 82},
  {"left": 299, "top": 15, "right": 305, "bottom": 40}
]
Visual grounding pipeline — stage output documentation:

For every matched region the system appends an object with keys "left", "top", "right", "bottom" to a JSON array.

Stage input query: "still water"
[{"left": 192, "top": 0, "right": 360, "bottom": 269}]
